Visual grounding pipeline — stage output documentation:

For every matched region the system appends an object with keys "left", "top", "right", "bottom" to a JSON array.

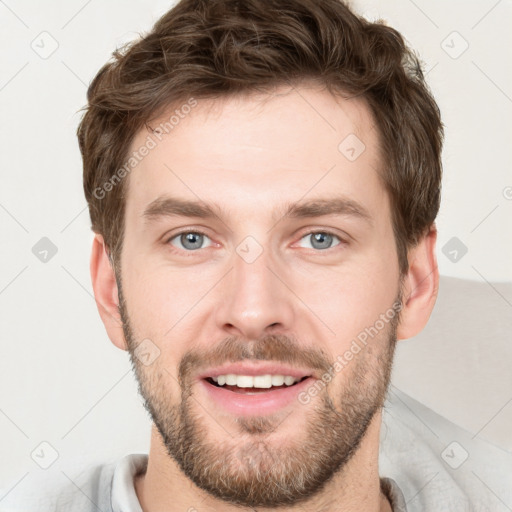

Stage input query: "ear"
[
  {"left": 90, "top": 233, "right": 127, "bottom": 351},
  {"left": 396, "top": 224, "right": 439, "bottom": 341}
]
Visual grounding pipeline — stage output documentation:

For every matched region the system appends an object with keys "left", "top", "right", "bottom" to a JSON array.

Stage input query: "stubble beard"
[{"left": 118, "top": 281, "right": 400, "bottom": 508}]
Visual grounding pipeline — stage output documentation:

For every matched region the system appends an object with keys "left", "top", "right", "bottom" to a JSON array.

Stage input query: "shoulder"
[
  {"left": 0, "top": 459, "right": 117, "bottom": 512},
  {"left": 380, "top": 387, "right": 512, "bottom": 512}
]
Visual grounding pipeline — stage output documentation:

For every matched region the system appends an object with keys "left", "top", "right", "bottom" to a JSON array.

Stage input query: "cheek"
[
  {"left": 122, "top": 249, "right": 211, "bottom": 330},
  {"left": 293, "top": 255, "right": 399, "bottom": 340}
]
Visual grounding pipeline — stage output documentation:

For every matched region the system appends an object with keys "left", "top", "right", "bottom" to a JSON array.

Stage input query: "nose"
[{"left": 214, "top": 243, "right": 296, "bottom": 340}]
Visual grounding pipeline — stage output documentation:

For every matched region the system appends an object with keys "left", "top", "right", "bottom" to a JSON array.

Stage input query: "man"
[
  {"left": 73, "top": 0, "right": 449, "bottom": 508},
  {"left": 82, "top": 0, "right": 443, "bottom": 510},
  {"left": 1, "top": 0, "right": 473, "bottom": 510}
]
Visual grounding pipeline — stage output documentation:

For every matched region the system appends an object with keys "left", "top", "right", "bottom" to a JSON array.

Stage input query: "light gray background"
[{"left": 1, "top": 0, "right": 511, "bottom": 500}]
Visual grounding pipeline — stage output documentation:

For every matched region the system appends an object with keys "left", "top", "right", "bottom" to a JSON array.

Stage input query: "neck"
[{"left": 134, "top": 410, "right": 392, "bottom": 512}]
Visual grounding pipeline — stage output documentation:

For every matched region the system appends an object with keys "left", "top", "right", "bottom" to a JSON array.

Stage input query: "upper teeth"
[{"left": 211, "top": 374, "right": 303, "bottom": 388}]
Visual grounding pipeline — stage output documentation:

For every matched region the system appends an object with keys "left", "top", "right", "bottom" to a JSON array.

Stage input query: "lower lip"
[{"left": 198, "top": 377, "right": 315, "bottom": 416}]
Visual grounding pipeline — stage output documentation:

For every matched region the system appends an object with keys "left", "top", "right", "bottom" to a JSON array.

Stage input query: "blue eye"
[
  {"left": 168, "top": 231, "right": 212, "bottom": 251},
  {"left": 166, "top": 230, "right": 344, "bottom": 254},
  {"left": 298, "top": 231, "right": 342, "bottom": 250}
]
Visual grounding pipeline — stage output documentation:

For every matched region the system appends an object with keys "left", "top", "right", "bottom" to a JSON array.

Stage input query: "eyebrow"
[{"left": 142, "top": 195, "right": 373, "bottom": 226}]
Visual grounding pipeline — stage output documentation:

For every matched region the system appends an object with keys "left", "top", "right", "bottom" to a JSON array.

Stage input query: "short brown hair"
[{"left": 77, "top": 0, "right": 443, "bottom": 276}]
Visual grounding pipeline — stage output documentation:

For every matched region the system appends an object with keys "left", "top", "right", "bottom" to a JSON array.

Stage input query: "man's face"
[{"left": 118, "top": 85, "right": 403, "bottom": 508}]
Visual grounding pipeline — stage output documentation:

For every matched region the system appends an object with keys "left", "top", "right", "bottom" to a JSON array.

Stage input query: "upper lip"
[{"left": 197, "top": 362, "right": 316, "bottom": 380}]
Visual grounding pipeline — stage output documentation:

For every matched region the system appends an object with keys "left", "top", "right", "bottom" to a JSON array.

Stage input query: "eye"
[
  {"left": 298, "top": 231, "right": 343, "bottom": 251},
  {"left": 167, "top": 231, "right": 212, "bottom": 251}
]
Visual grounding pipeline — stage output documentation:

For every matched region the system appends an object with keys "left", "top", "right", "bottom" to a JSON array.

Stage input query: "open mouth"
[
  {"left": 199, "top": 374, "right": 315, "bottom": 415},
  {"left": 204, "top": 376, "right": 310, "bottom": 394}
]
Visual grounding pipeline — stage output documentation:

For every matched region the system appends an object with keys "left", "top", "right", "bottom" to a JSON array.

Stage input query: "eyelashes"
[{"left": 165, "top": 229, "right": 347, "bottom": 255}]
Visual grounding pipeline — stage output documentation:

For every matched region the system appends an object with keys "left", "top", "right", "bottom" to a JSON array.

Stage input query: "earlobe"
[
  {"left": 90, "top": 234, "right": 128, "bottom": 351},
  {"left": 396, "top": 225, "right": 439, "bottom": 341}
]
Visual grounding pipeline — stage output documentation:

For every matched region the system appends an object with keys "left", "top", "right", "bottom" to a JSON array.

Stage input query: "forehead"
[{"left": 124, "top": 85, "right": 387, "bottom": 226}]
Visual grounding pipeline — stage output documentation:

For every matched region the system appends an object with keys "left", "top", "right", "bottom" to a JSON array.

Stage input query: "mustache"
[{"left": 178, "top": 334, "right": 333, "bottom": 386}]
